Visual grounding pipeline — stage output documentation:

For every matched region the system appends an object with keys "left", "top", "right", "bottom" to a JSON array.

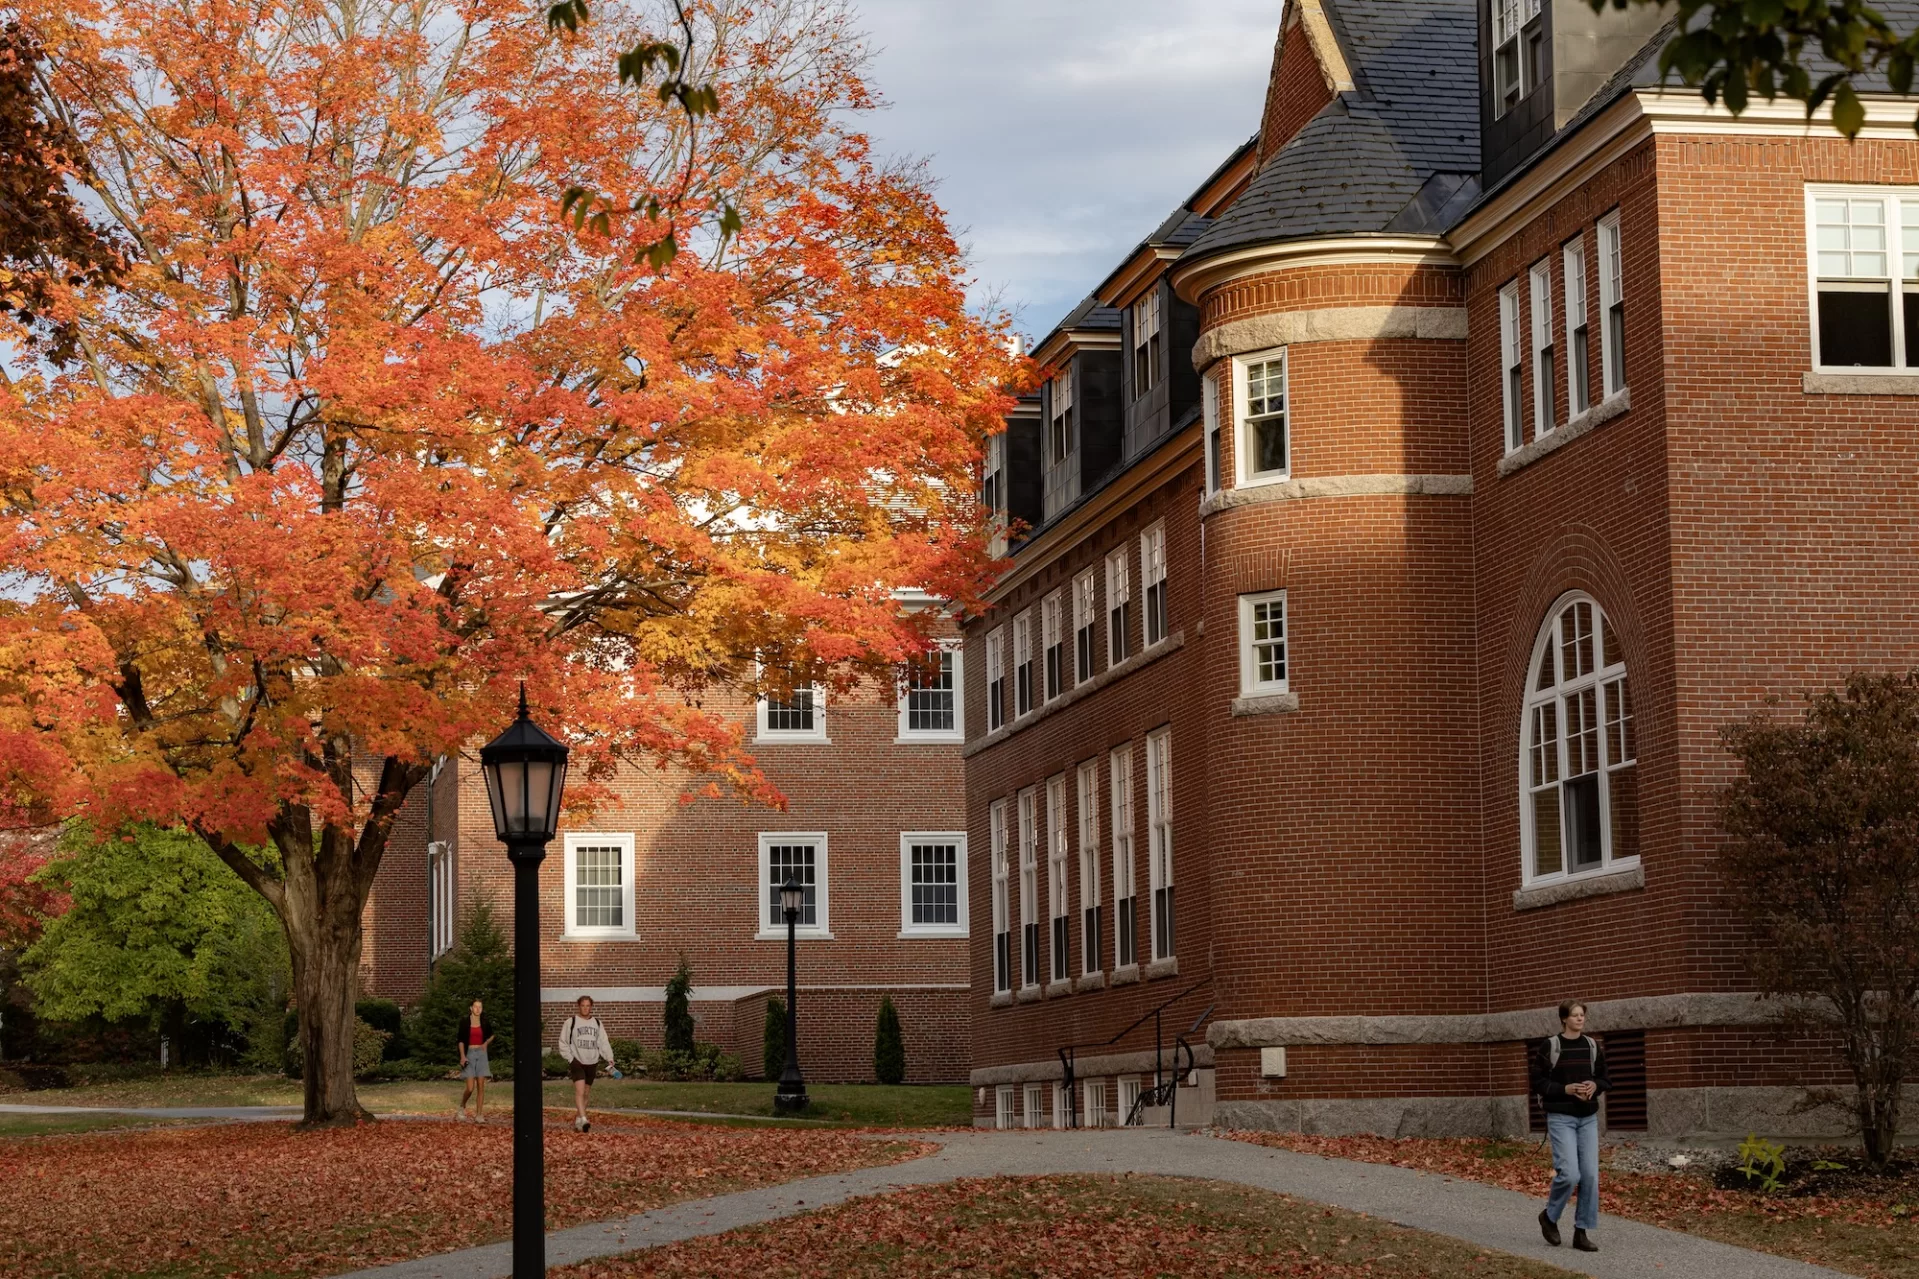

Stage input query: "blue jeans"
[{"left": 1545, "top": 1110, "right": 1599, "bottom": 1232}]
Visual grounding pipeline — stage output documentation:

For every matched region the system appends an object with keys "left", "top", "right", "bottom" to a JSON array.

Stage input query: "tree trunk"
[{"left": 287, "top": 867, "right": 373, "bottom": 1127}]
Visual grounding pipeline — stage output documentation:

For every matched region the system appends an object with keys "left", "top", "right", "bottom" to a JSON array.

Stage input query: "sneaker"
[
  {"left": 1538, "top": 1209, "right": 1561, "bottom": 1247},
  {"left": 1573, "top": 1230, "right": 1598, "bottom": 1253},
  {"left": 582, "top": 1119, "right": 592, "bottom": 1133},
  {"left": 574, "top": 1115, "right": 587, "bottom": 1132}
]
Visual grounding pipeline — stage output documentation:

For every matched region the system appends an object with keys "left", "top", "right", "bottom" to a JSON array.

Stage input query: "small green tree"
[
  {"left": 874, "top": 995, "right": 905, "bottom": 1085},
  {"left": 663, "top": 955, "right": 695, "bottom": 1055},
  {"left": 762, "top": 995, "right": 785, "bottom": 1081},
  {"left": 410, "top": 904, "right": 514, "bottom": 1067},
  {"left": 1721, "top": 672, "right": 1919, "bottom": 1169}
]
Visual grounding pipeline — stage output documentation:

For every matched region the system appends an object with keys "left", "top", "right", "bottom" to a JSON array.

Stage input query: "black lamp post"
[
  {"left": 479, "top": 686, "right": 569, "bottom": 1279},
  {"left": 773, "top": 877, "right": 809, "bottom": 1114}
]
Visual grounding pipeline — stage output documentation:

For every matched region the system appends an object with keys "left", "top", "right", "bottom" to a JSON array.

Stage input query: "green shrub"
[
  {"left": 542, "top": 1050, "right": 569, "bottom": 1078},
  {"left": 355, "top": 998, "right": 408, "bottom": 1060},
  {"left": 0, "top": 1067, "right": 26, "bottom": 1094},
  {"left": 64, "top": 1061, "right": 166, "bottom": 1085},
  {"left": 873, "top": 995, "right": 905, "bottom": 1085},
  {"left": 609, "top": 1037, "right": 645, "bottom": 1076},
  {"left": 712, "top": 1051, "right": 743, "bottom": 1082},
  {"left": 762, "top": 996, "right": 785, "bottom": 1080},
  {"left": 371, "top": 1056, "right": 455, "bottom": 1082},
  {"left": 662, "top": 956, "right": 695, "bottom": 1055},
  {"left": 641, "top": 1041, "right": 734, "bottom": 1082},
  {"left": 409, "top": 904, "right": 514, "bottom": 1066},
  {"left": 285, "top": 1017, "right": 389, "bottom": 1080}
]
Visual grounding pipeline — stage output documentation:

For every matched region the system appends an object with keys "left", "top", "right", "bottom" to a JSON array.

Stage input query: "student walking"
[
  {"left": 557, "top": 995, "right": 612, "bottom": 1132},
  {"left": 457, "top": 998, "right": 495, "bottom": 1122},
  {"left": 1532, "top": 1000, "right": 1609, "bottom": 1253}
]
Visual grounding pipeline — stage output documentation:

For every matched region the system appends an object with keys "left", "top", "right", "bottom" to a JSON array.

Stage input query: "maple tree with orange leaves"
[{"left": 0, "top": 0, "right": 1019, "bottom": 1124}]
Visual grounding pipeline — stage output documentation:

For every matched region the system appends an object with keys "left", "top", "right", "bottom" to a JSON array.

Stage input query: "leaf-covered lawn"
[
  {"left": 558, "top": 1175, "right": 1566, "bottom": 1278},
  {"left": 0, "top": 1113, "right": 928, "bottom": 1279},
  {"left": 1226, "top": 1131, "right": 1919, "bottom": 1278}
]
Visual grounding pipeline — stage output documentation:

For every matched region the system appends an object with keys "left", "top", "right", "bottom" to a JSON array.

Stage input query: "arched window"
[{"left": 1522, "top": 595, "right": 1639, "bottom": 883}]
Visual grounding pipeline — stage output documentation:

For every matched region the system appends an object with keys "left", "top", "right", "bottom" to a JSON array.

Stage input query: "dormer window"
[
  {"left": 982, "top": 431, "right": 1006, "bottom": 556},
  {"left": 1043, "top": 368, "right": 1080, "bottom": 518},
  {"left": 1493, "top": 0, "right": 1543, "bottom": 118},
  {"left": 1131, "top": 290, "right": 1162, "bottom": 398}
]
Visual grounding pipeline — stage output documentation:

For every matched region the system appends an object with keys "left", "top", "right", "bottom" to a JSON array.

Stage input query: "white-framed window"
[
  {"left": 1238, "top": 590, "right": 1288, "bottom": 696},
  {"left": 1146, "top": 728, "right": 1174, "bottom": 961},
  {"left": 899, "top": 646, "right": 962, "bottom": 741},
  {"left": 1018, "top": 787, "right": 1039, "bottom": 988},
  {"left": 1521, "top": 595, "right": 1640, "bottom": 886},
  {"left": 1808, "top": 186, "right": 1919, "bottom": 369},
  {"left": 1141, "top": 522, "right": 1168, "bottom": 647},
  {"left": 1041, "top": 590, "right": 1065, "bottom": 702},
  {"left": 758, "top": 832, "right": 829, "bottom": 938},
  {"left": 1110, "top": 743, "right": 1137, "bottom": 969},
  {"left": 990, "top": 800, "right": 1011, "bottom": 993},
  {"left": 1564, "top": 235, "right": 1592, "bottom": 417},
  {"left": 985, "top": 628, "right": 1005, "bottom": 733},
  {"left": 1051, "top": 1081, "right": 1069, "bottom": 1129},
  {"left": 1118, "top": 1075, "right": 1143, "bottom": 1126},
  {"left": 1076, "top": 759, "right": 1101, "bottom": 976},
  {"left": 983, "top": 430, "right": 1007, "bottom": 558},
  {"left": 899, "top": 832, "right": 967, "bottom": 938},
  {"left": 1106, "top": 547, "right": 1133, "bottom": 665},
  {"left": 562, "top": 833, "right": 635, "bottom": 939},
  {"left": 1073, "top": 569, "right": 1097, "bottom": 683},
  {"left": 1500, "top": 280, "right": 1523, "bottom": 453},
  {"left": 1047, "top": 774, "right": 1069, "bottom": 983},
  {"left": 1233, "top": 349, "right": 1289, "bottom": 485},
  {"left": 758, "top": 680, "right": 827, "bottom": 743},
  {"left": 427, "top": 840, "right": 455, "bottom": 959},
  {"left": 1013, "top": 609, "right": 1034, "bottom": 718},
  {"left": 1044, "top": 367, "right": 1080, "bottom": 519},
  {"left": 1132, "top": 288, "right": 1162, "bottom": 396},
  {"left": 1493, "top": 0, "right": 1545, "bottom": 118},
  {"left": 995, "top": 1084, "right": 1015, "bottom": 1129},
  {"left": 1083, "top": 1078, "right": 1110, "bottom": 1128},
  {"left": 1023, "top": 1082, "right": 1046, "bottom": 1129},
  {"left": 1530, "top": 259, "right": 1555, "bottom": 437},
  {"left": 1202, "top": 369, "right": 1222, "bottom": 495},
  {"left": 1598, "top": 211, "right": 1626, "bottom": 396}
]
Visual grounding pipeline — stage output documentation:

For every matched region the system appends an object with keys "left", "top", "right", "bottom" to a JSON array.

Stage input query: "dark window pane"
[
  {"left": 1907, "top": 290, "right": 1919, "bottom": 367},
  {"left": 1563, "top": 774, "right": 1603, "bottom": 869},
  {"left": 1819, "top": 286, "right": 1894, "bottom": 367}
]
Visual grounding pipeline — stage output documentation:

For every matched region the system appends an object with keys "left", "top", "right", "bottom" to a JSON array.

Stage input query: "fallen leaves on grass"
[
  {"left": 0, "top": 1112, "right": 927, "bottom": 1279},
  {"left": 1226, "top": 1131, "right": 1919, "bottom": 1233},
  {"left": 561, "top": 1174, "right": 1564, "bottom": 1278}
]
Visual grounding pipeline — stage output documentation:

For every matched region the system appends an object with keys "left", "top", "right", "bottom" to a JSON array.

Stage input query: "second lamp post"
[{"left": 774, "top": 877, "right": 809, "bottom": 1113}]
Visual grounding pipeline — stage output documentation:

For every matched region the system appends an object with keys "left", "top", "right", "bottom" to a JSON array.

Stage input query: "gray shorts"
[{"left": 461, "top": 1047, "right": 491, "bottom": 1079}]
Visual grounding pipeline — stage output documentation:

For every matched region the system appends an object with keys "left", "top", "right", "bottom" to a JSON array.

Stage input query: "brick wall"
[{"left": 1257, "top": 11, "right": 1336, "bottom": 165}]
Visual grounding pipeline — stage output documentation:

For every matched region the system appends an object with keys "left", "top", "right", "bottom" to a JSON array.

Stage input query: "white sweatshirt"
[{"left": 557, "top": 1015, "right": 609, "bottom": 1064}]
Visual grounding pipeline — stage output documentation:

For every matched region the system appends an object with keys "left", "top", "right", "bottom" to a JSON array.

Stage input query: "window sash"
[
  {"left": 764, "top": 841, "right": 820, "bottom": 930},
  {"left": 1564, "top": 238, "right": 1591, "bottom": 416},
  {"left": 903, "top": 650, "right": 957, "bottom": 734},
  {"left": 1077, "top": 760, "right": 1101, "bottom": 973},
  {"left": 1018, "top": 789, "right": 1038, "bottom": 987},
  {"left": 1013, "top": 611, "right": 1033, "bottom": 717},
  {"left": 1500, "top": 282, "right": 1523, "bottom": 452},
  {"left": 1106, "top": 549, "right": 1132, "bottom": 665},
  {"left": 908, "top": 842, "right": 960, "bottom": 926},
  {"left": 1141, "top": 524, "right": 1168, "bottom": 647},
  {"left": 1598, "top": 214, "right": 1625, "bottom": 395},
  {"left": 1110, "top": 745, "right": 1136, "bottom": 969},
  {"left": 1074, "top": 570, "right": 1097, "bottom": 682},
  {"left": 1239, "top": 352, "right": 1289, "bottom": 481},
  {"left": 1240, "top": 591, "right": 1288, "bottom": 694},
  {"left": 1530, "top": 261, "right": 1555, "bottom": 436},
  {"left": 1042, "top": 592, "right": 1064, "bottom": 700},
  {"left": 990, "top": 801, "right": 1010, "bottom": 990},
  {"left": 1146, "top": 729, "right": 1174, "bottom": 961},
  {"left": 1203, "top": 371, "right": 1222, "bottom": 494},
  {"left": 1810, "top": 188, "right": 1919, "bottom": 370},
  {"left": 762, "top": 686, "right": 817, "bottom": 734},
  {"left": 1523, "top": 597, "right": 1638, "bottom": 885}
]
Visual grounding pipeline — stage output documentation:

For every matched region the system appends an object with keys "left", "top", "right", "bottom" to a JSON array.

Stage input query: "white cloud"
[{"left": 856, "top": 0, "right": 1275, "bottom": 337}]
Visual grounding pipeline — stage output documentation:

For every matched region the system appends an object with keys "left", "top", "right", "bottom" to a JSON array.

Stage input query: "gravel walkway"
[{"left": 329, "top": 1127, "right": 1849, "bottom": 1279}]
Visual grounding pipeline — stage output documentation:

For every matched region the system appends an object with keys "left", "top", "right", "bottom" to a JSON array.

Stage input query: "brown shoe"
[
  {"left": 1573, "top": 1229, "right": 1598, "bottom": 1252},
  {"left": 1538, "top": 1209, "right": 1560, "bottom": 1246}
]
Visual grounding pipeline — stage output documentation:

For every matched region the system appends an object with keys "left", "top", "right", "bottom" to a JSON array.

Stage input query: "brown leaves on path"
[{"left": 0, "top": 1115, "right": 928, "bottom": 1279}]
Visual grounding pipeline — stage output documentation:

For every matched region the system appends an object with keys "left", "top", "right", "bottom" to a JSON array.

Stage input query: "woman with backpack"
[
  {"left": 557, "top": 994, "right": 612, "bottom": 1132},
  {"left": 456, "top": 997, "right": 495, "bottom": 1122},
  {"left": 1531, "top": 1000, "right": 1610, "bottom": 1254}
]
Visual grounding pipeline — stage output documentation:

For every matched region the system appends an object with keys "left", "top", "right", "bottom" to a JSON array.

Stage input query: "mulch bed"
[{"left": 0, "top": 1110, "right": 928, "bottom": 1279}]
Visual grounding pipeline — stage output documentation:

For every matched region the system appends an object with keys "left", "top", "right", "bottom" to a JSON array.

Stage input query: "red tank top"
[{"left": 469, "top": 1025, "right": 483, "bottom": 1046}]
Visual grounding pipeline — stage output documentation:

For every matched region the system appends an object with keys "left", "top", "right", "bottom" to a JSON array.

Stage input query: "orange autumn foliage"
[{"left": 0, "top": 0, "right": 1020, "bottom": 1120}]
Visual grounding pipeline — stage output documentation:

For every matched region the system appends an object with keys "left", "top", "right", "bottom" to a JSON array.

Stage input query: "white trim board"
[{"left": 542, "top": 984, "right": 971, "bottom": 1003}]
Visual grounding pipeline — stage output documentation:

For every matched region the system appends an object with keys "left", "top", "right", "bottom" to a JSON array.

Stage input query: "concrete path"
[
  {"left": 0, "top": 1102, "right": 300, "bottom": 1121},
  {"left": 331, "top": 1127, "right": 1848, "bottom": 1279}
]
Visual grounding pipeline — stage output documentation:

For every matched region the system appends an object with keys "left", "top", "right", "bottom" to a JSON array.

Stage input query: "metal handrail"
[{"left": 1058, "top": 979, "right": 1210, "bottom": 1129}]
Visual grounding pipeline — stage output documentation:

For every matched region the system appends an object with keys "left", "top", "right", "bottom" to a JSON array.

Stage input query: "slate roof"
[{"left": 1182, "top": 0, "right": 1482, "bottom": 262}]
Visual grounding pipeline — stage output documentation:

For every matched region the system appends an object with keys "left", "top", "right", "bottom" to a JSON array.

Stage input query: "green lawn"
[
  {"left": 4, "top": 1073, "right": 971, "bottom": 1129},
  {"left": 0, "top": 1111, "right": 205, "bottom": 1138}
]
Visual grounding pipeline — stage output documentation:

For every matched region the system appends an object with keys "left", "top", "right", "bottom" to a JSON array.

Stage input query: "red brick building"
[
  {"left": 966, "top": 0, "right": 1919, "bottom": 1138},
  {"left": 360, "top": 620, "right": 970, "bottom": 1084}
]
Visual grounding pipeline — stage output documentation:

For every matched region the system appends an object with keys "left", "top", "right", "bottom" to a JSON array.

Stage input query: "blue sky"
[{"left": 854, "top": 0, "right": 1278, "bottom": 342}]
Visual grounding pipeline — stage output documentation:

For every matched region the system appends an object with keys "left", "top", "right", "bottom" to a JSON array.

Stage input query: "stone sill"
[
  {"left": 1200, "top": 474, "right": 1472, "bottom": 519},
  {"left": 1512, "top": 862, "right": 1645, "bottom": 912},
  {"left": 1232, "top": 692, "right": 1300, "bottom": 718},
  {"left": 964, "top": 632, "right": 1186, "bottom": 758},
  {"left": 1016, "top": 985, "right": 1042, "bottom": 1004},
  {"left": 1144, "top": 956, "right": 1181, "bottom": 980},
  {"left": 1046, "top": 979, "right": 1074, "bottom": 999},
  {"left": 989, "top": 991, "right": 1013, "bottom": 1009},
  {"left": 1075, "top": 971, "right": 1106, "bottom": 992},
  {"left": 1109, "top": 964, "right": 1141, "bottom": 987},
  {"left": 1804, "top": 371, "right": 1919, "bottom": 395},
  {"left": 1497, "top": 388, "right": 1630, "bottom": 476}
]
